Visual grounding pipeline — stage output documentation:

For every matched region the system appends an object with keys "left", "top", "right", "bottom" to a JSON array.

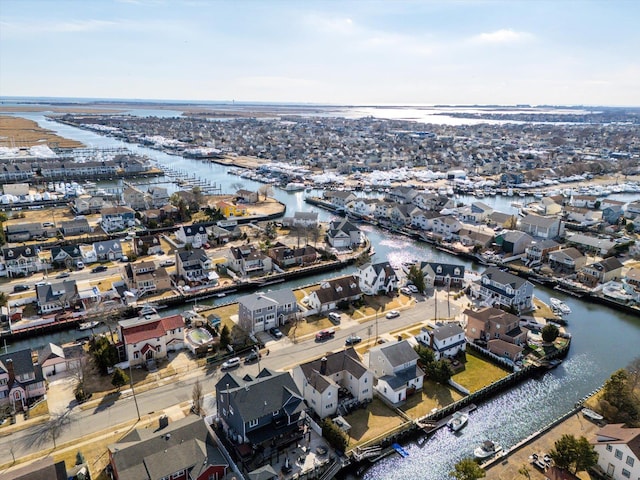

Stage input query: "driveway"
[{"left": 46, "top": 372, "right": 78, "bottom": 412}]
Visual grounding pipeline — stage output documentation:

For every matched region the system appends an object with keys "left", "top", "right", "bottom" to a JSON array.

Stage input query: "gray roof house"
[
  {"left": 0, "top": 348, "right": 47, "bottom": 411},
  {"left": 519, "top": 213, "right": 563, "bottom": 239},
  {"left": 307, "top": 275, "right": 362, "bottom": 313},
  {"left": 237, "top": 289, "right": 299, "bottom": 334},
  {"left": 36, "top": 280, "right": 79, "bottom": 314},
  {"left": 368, "top": 340, "right": 425, "bottom": 406},
  {"left": 59, "top": 218, "right": 91, "bottom": 236},
  {"left": 476, "top": 266, "right": 534, "bottom": 312},
  {"left": 357, "top": 261, "right": 398, "bottom": 295},
  {"left": 417, "top": 261, "right": 466, "bottom": 288},
  {"left": 176, "top": 248, "right": 213, "bottom": 283},
  {"left": 93, "top": 239, "right": 123, "bottom": 261},
  {"left": 326, "top": 219, "right": 362, "bottom": 248},
  {"left": 416, "top": 323, "right": 466, "bottom": 361}
]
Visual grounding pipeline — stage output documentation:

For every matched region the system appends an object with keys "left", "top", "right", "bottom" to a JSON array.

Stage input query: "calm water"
[{"left": 5, "top": 111, "right": 640, "bottom": 479}]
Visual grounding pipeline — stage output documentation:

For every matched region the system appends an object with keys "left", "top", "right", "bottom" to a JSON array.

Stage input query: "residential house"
[
  {"left": 625, "top": 200, "right": 640, "bottom": 220},
  {"left": 368, "top": 340, "right": 425, "bottom": 406},
  {"left": 345, "top": 198, "right": 378, "bottom": 218},
  {"left": 571, "top": 195, "right": 598, "bottom": 209},
  {"left": 626, "top": 268, "right": 640, "bottom": 290},
  {"left": 524, "top": 239, "right": 561, "bottom": 265},
  {"left": 3, "top": 455, "right": 77, "bottom": 480},
  {"left": 488, "top": 211, "right": 517, "bottom": 229},
  {"left": 415, "top": 261, "right": 466, "bottom": 289},
  {"left": 215, "top": 200, "right": 247, "bottom": 218},
  {"left": 292, "top": 348, "right": 373, "bottom": 419},
  {"left": 469, "top": 201, "right": 494, "bottom": 223},
  {"left": 124, "top": 261, "right": 172, "bottom": 297},
  {"left": 235, "top": 188, "right": 259, "bottom": 204},
  {"left": 122, "top": 184, "right": 147, "bottom": 210},
  {"left": 519, "top": 213, "right": 562, "bottom": 239},
  {"left": 416, "top": 323, "right": 466, "bottom": 360},
  {"left": 386, "top": 185, "right": 418, "bottom": 204},
  {"left": 50, "top": 245, "right": 84, "bottom": 268},
  {"left": 226, "top": 245, "right": 273, "bottom": 277},
  {"left": 175, "top": 222, "right": 210, "bottom": 247},
  {"left": 563, "top": 206, "right": 603, "bottom": 226},
  {"left": 410, "top": 209, "right": 439, "bottom": 231},
  {"left": 5, "top": 222, "right": 56, "bottom": 242},
  {"left": 306, "top": 275, "right": 362, "bottom": 313},
  {"left": 38, "top": 342, "right": 83, "bottom": 377},
  {"left": 266, "top": 242, "right": 319, "bottom": 269},
  {"left": 412, "top": 193, "right": 455, "bottom": 212},
  {"left": 93, "top": 239, "right": 123, "bottom": 261},
  {"left": 210, "top": 224, "right": 242, "bottom": 245},
  {"left": 282, "top": 211, "right": 319, "bottom": 228},
  {"left": 108, "top": 415, "right": 228, "bottom": 480},
  {"left": 497, "top": 230, "right": 534, "bottom": 255},
  {"left": 373, "top": 201, "right": 393, "bottom": 220},
  {"left": 100, "top": 206, "right": 135, "bottom": 233},
  {"left": 133, "top": 234, "right": 163, "bottom": 256},
  {"left": 431, "top": 216, "right": 461, "bottom": 240},
  {"left": 603, "top": 204, "right": 624, "bottom": 225},
  {"left": 176, "top": 248, "right": 213, "bottom": 283},
  {"left": 215, "top": 369, "right": 305, "bottom": 448},
  {"left": 0, "top": 349, "right": 46, "bottom": 411},
  {"left": 464, "top": 307, "right": 526, "bottom": 361},
  {"left": 389, "top": 204, "right": 420, "bottom": 226},
  {"left": 357, "top": 261, "right": 398, "bottom": 295},
  {"left": 458, "top": 227, "right": 494, "bottom": 249},
  {"left": 578, "top": 257, "right": 624, "bottom": 287},
  {"left": 1, "top": 245, "right": 45, "bottom": 277},
  {"left": 548, "top": 247, "right": 588, "bottom": 274},
  {"left": 59, "top": 218, "right": 91, "bottom": 236},
  {"left": 566, "top": 233, "right": 616, "bottom": 256},
  {"left": 36, "top": 280, "right": 79, "bottom": 314},
  {"left": 326, "top": 219, "right": 362, "bottom": 248},
  {"left": 118, "top": 314, "right": 185, "bottom": 366},
  {"left": 145, "top": 185, "right": 169, "bottom": 208},
  {"left": 74, "top": 194, "right": 113, "bottom": 214},
  {"left": 541, "top": 197, "right": 563, "bottom": 215},
  {"left": 237, "top": 290, "right": 299, "bottom": 334},
  {"left": 476, "top": 267, "right": 534, "bottom": 311},
  {"left": 591, "top": 424, "right": 640, "bottom": 480},
  {"left": 323, "top": 190, "right": 357, "bottom": 209}
]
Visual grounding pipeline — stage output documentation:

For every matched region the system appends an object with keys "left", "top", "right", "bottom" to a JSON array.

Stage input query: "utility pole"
[{"left": 129, "top": 363, "right": 141, "bottom": 421}]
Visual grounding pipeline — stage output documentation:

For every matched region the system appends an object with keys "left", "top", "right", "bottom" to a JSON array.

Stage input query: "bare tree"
[
  {"left": 230, "top": 181, "right": 244, "bottom": 193},
  {"left": 192, "top": 380, "right": 204, "bottom": 416},
  {"left": 309, "top": 224, "right": 323, "bottom": 248},
  {"left": 70, "top": 355, "right": 93, "bottom": 403},
  {"left": 257, "top": 184, "right": 273, "bottom": 201}
]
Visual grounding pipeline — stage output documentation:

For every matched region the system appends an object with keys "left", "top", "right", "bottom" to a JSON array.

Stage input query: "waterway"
[{"left": 3, "top": 110, "right": 640, "bottom": 480}]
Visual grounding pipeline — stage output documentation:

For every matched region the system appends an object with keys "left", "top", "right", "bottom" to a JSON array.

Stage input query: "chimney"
[
  {"left": 320, "top": 357, "right": 327, "bottom": 375},
  {"left": 6, "top": 359, "right": 14, "bottom": 385}
]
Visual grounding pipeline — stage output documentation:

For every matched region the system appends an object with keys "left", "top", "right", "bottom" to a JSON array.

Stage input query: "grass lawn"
[
  {"left": 402, "top": 381, "right": 465, "bottom": 419},
  {"left": 453, "top": 351, "right": 511, "bottom": 393},
  {"left": 343, "top": 398, "right": 407, "bottom": 448}
]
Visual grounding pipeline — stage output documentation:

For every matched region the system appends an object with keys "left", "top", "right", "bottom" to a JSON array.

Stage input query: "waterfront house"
[
  {"left": 368, "top": 340, "right": 424, "bottom": 406},
  {"left": 5, "top": 222, "right": 56, "bottom": 242},
  {"left": 176, "top": 248, "right": 213, "bottom": 283},
  {"left": 108, "top": 415, "right": 228, "bottom": 480},
  {"left": 414, "top": 261, "right": 465, "bottom": 289},
  {"left": 486, "top": 338, "right": 524, "bottom": 362},
  {"left": 306, "top": 275, "right": 362, "bottom": 313},
  {"left": 488, "top": 211, "right": 518, "bottom": 229},
  {"left": 625, "top": 268, "right": 640, "bottom": 290},
  {"left": 323, "top": 190, "right": 357, "bottom": 209},
  {"left": 326, "top": 219, "right": 362, "bottom": 248},
  {"left": 346, "top": 197, "right": 378, "bottom": 218},
  {"left": 282, "top": 211, "right": 319, "bottom": 228},
  {"left": 373, "top": 201, "right": 393, "bottom": 220},
  {"left": 386, "top": 185, "right": 418, "bottom": 204},
  {"left": 36, "top": 280, "right": 79, "bottom": 314},
  {"left": 145, "top": 185, "right": 169, "bottom": 208},
  {"left": 458, "top": 226, "right": 494, "bottom": 249},
  {"left": 357, "top": 261, "right": 398, "bottom": 295},
  {"left": 519, "top": 213, "right": 563, "bottom": 239},
  {"left": 566, "top": 233, "right": 616, "bottom": 256},
  {"left": 59, "top": 218, "right": 91, "bottom": 236},
  {"left": 266, "top": 242, "right": 319, "bottom": 269},
  {"left": 226, "top": 245, "right": 273, "bottom": 277},
  {"left": 578, "top": 257, "right": 624, "bottom": 287},
  {"left": 1, "top": 245, "right": 45, "bottom": 277},
  {"left": 133, "top": 234, "right": 163, "bottom": 256},
  {"left": 464, "top": 307, "right": 527, "bottom": 345},
  {"left": 50, "top": 245, "right": 84, "bottom": 268},
  {"left": 431, "top": 216, "right": 461, "bottom": 240},
  {"left": 100, "top": 206, "right": 135, "bottom": 233},
  {"left": 389, "top": 203, "right": 420, "bottom": 226},
  {"left": 541, "top": 197, "right": 563, "bottom": 215},
  {"left": 123, "top": 261, "right": 172, "bottom": 297},
  {"left": 416, "top": 323, "right": 466, "bottom": 361},
  {"left": 467, "top": 201, "right": 493, "bottom": 223},
  {"left": 0, "top": 349, "right": 46, "bottom": 411},
  {"left": 237, "top": 290, "right": 298, "bottom": 334},
  {"left": 591, "top": 423, "right": 640, "bottom": 480},
  {"left": 122, "top": 184, "right": 147, "bottom": 210},
  {"left": 291, "top": 348, "right": 373, "bottom": 419},
  {"left": 215, "top": 200, "right": 247, "bottom": 217},
  {"left": 93, "top": 239, "right": 123, "bottom": 261},
  {"left": 38, "top": 342, "right": 83, "bottom": 377},
  {"left": 74, "top": 194, "right": 113, "bottom": 214},
  {"left": 624, "top": 200, "right": 640, "bottom": 220},
  {"left": 235, "top": 188, "right": 259, "bottom": 204},
  {"left": 476, "top": 267, "right": 534, "bottom": 312},
  {"left": 175, "top": 222, "right": 210, "bottom": 247},
  {"left": 410, "top": 209, "right": 439, "bottom": 231},
  {"left": 210, "top": 224, "right": 242, "bottom": 245},
  {"left": 570, "top": 195, "right": 598, "bottom": 209},
  {"left": 215, "top": 369, "right": 305, "bottom": 449},
  {"left": 563, "top": 206, "right": 603, "bottom": 226},
  {"left": 118, "top": 314, "right": 185, "bottom": 366},
  {"left": 524, "top": 239, "right": 561, "bottom": 265},
  {"left": 548, "top": 247, "right": 587, "bottom": 274},
  {"left": 602, "top": 204, "right": 624, "bottom": 225}
]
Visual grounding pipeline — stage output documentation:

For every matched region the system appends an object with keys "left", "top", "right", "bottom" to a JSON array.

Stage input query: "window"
[
  {"left": 172, "top": 471, "right": 185, "bottom": 479},
  {"left": 606, "top": 444, "right": 612, "bottom": 452},
  {"left": 625, "top": 456, "right": 634, "bottom": 467},
  {"left": 615, "top": 449, "right": 623, "bottom": 460},
  {"left": 621, "top": 468, "right": 630, "bottom": 478},
  {"left": 273, "top": 410, "right": 279, "bottom": 416},
  {"left": 249, "top": 418, "right": 258, "bottom": 427}
]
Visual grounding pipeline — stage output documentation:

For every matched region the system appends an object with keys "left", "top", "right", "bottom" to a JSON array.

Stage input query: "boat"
[
  {"left": 284, "top": 182, "right": 306, "bottom": 191},
  {"left": 549, "top": 297, "right": 571, "bottom": 315},
  {"left": 582, "top": 408, "right": 604, "bottom": 422},
  {"left": 474, "top": 440, "right": 502, "bottom": 459},
  {"left": 78, "top": 321, "right": 100, "bottom": 331},
  {"left": 447, "top": 411, "right": 469, "bottom": 432},
  {"left": 391, "top": 443, "right": 409, "bottom": 458}
]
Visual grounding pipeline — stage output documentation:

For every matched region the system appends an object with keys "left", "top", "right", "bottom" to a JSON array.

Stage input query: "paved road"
[{"left": 0, "top": 293, "right": 462, "bottom": 465}]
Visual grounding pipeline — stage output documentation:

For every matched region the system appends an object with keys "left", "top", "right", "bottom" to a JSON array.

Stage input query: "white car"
[
  {"left": 400, "top": 287, "right": 412, "bottom": 295},
  {"left": 407, "top": 285, "right": 419, "bottom": 293},
  {"left": 386, "top": 310, "right": 400, "bottom": 319},
  {"left": 221, "top": 357, "right": 241, "bottom": 370}
]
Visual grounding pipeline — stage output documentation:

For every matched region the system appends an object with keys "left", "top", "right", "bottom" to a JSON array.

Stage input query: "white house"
[
  {"left": 476, "top": 266, "right": 534, "bottom": 312},
  {"left": 326, "top": 219, "right": 362, "bottom": 248},
  {"left": 431, "top": 216, "right": 461, "bottom": 240},
  {"left": 592, "top": 424, "right": 640, "bottom": 480},
  {"left": 118, "top": 314, "right": 185, "bottom": 366},
  {"left": 307, "top": 276, "right": 362, "bottom": 313},
  {"left": 368, "top": 340, "right": 424, "bottom": 406},
  {"left": 416, "top": 323, "right": 466, "bottom": 361},
  {"left": 357, "top": 261, "right": 398, "bottom": 296},
  {"left": 176, "top": 223, "right": 210, "bottom": 247}
]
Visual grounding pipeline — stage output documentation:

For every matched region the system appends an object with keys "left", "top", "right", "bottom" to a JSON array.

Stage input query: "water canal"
[{"left": 5, "top": 111, "right": 640, "bottom": 479}]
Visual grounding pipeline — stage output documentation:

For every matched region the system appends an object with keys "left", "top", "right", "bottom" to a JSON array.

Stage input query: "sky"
[{"left": 1, "top": 0, "right": 639, "bottom": 106}]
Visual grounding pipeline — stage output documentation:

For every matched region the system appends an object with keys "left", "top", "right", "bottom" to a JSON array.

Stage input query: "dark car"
[
  {"left": 244, "top": 351, "right": 262, "bottom": 364},
  {"left": 13, "top": 284, "right": 30, "bottom": 293},
  {"left": 315, "top": 329, "right": 335, "bottom": 342},
  {"left": 269, "top": 327, "right": 284, "bottom": 339},
  {"left": 345, "top": 335, "right": 362, "bottom": 346},
  {"left": 91, "top": 265, "right": 108, "bottom": 273},
  {"left": 55, "top": 272, "right": 70, "bottom": 279}
]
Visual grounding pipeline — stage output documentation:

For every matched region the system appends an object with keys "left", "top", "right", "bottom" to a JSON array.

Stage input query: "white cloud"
[{"left": 470, "top": 28, "right": 533, "bottom": 45}]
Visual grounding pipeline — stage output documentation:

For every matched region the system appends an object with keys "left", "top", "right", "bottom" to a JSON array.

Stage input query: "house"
[
  {"left": 591, "top": 424, "right": 640, "bottom": 480},
  {"left": 476, "top": 267, "right": 534, "bottom": 312},
  {"left": 93, "top": 239, "right": 123, "bottom": 261},
  {"left": 410, "top": 209, "right": 440, "bottom": 231},
  {"left": 226, "top": 245, "right": 273, "bottom": 277},
  {"left": 603, "top": 205, "right": 624, "bottom": 225},
  {"left": 357, "top": 261, "right": 398, "bottom": 295},
  {"left": 133, "top": 234, "right": 163, "bottom": 256},
  {"left": 108, "top": 415, "right": 228, "bottom": 480},
  {"left": 326, "top": 219, "right": 362, "bottom": 248},
  {"left": 124, "top": 261, "right": 172, "bottom": 296},
  {"left": 519, "top": 213, "right": 562, "bottom": 239},
  {"left": 291, "top": 348, "right": 373, "bottom": 419},
  {"left": 625, "top": 200, "right": 640, "bottom": 219},
  {"left": 36, "top": 280, "right": 79, "bottom": 314},
  {"left": 74, "top": 194, "right": 113, "bottom": 214},
  {"left": 237, "top": 290, "right": 298, "bottom": 334},
  {"left": 215, "top": 369, "right": 305, "bottom": 448},
  {"left": 415, "top": 261, "right": 466, "bottom": 289},
  {"left": 100, "top": 206, "right": 135, "bottom": 232},
  {"left": 5, "top": 222, "right": 56, "bottom": 242},
  {"left": 176, "top": 248, "right": 213, "bottom": 283},
  {"left": 345, "top": 197, "right": 378, "bottom": 218},
  {"left": 282, "top": 211, "right": 319, "bottom": 228},
  {"left": 235, "top": 188, "right": 259, "bottom": 204},
  {"left": 548, "top": 247, "right": 588, "bottom": 274},
  {"left": 488, "top": 211, "right": 517, "bottom": 229},
  {"left": 541, "top": 197, "right": 563, "bottom": 215},
  {"left": 50, "top": 245, "right": 84, "bottom": 268},
  {"left": 210, "top": 224, "right": 242, "bottom": 245},
  {"left": 389, "top": 203, "right": 420, "bottom": 225},
  {"left": 578, "top": 257, "right": 624, "bottom": 288},
  {"left": 626, "top": 268, "right": 640, "bottom": 290},
  {"left": 118, "top": 314, "right": 185, "bottom": 366},
  {"left": 323, "top": 190, "right": 357, "bottom": 209},
  {"left": 59, "top": 218, "right": 91, "bottom": 236},
  {"left": 524, "top": 239, "right": 561, "bottom": 265},
  {"left": 3, "top": 455, "right": 82, "bottom": 480},
  {"left": 266, "top": 243, "right": 319, "bottom": 269},
  {"left": 306, "top": 275, "right": 362, "bottom": 313},
  {"left": 566, "top": 233, "right": 616, "bottom": 256},
  {"left": 563, "top": 206, "right": 603, "bottom": 226},
  {"left": 215, "top": 200, "right": 247, "bottom": 217},
  {"left": 458, "top": 227, "right": 494, "bottom": 249},
  {"left": 386, "top": 185, "right": 418, "bottom": 204},
  {"left": 38, "top": 342, "right": 83, "bottom": 377},
  {"left": 122, "top": 184, "right": 147, "bottom": 210},
  {"left": 0, "top": 349, "right": 46, "bottom": 411},
  {"left": 571, "top": 195, "right": 598, "bottom": 209},
  {"left": 431, "top": 216, "right": 461, "bottom": 240},
  {"left": 416, "top": 323, "right": 466, "bottom": 360},
  {"left": 175, "top": 222, "right": 210, "bottom": 247},
  {"left": 145, "top": 185, "right": 169, "bottom": 208},
  {"left": 368, "top": 340, "right": 424, "bottom": 406},
  {"left": 469, "top": 201, "right": 494, "bottom": 222},
  {"left": 464, "top": 307, "right": 527, "bottom": 345},
  {"left": 1, "top": 245, "right": 45, "bottom": 277},
  {"left": 497, "top": 230, "right": 534, "bottom": 255}
]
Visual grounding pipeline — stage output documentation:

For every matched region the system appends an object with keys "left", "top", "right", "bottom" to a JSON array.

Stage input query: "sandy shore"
[{"left": 0, "top": 116, "right": 85, "bottom": 148}]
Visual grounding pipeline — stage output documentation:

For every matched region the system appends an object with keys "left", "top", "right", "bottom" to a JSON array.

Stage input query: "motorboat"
[
  {"left": 549, "top": 297, "right": 571, "bottom": 315},
  {"left": 582, "top": 408, "right": 604, "bottom": 422},
  {"left": 78, "top": 321, "right": 100, "bottom": 331},
  {"left": 474, "top": 440, "right": 502, "bottom": 459},
  {"left": 447, "top": 411, "right": 469, "bottom": 432}
]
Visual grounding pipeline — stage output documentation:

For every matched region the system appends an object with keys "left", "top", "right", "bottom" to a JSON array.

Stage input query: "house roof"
[
  {"left": 432, "top": 323, "right": 465, "bottom": 341},
  {"left": 464, "top": 306, "right": 520, "bottom": 326},
  {"left": 593, "top": 424, "right": 640, "bottom": 459},
  {"left": 120, "top": 314, "right": 185, "bottom": 345},
  {"left": 482, "top": 266, "right": 529, "bottom": 290},
  {"left": 589, "top": 256, "right": 623, "bottom": 273},
  {"left": 38, "top": 343, "right": 65, "bottom": 363},
  {"left": 521, "top": 213, "right": 559, "bottom": 228},
  {"left": 327, "top": 219, "right": 360, "bottom": 236},
  {"left": 36, "top": 280, "right": 77, "bottom": 304},
  {"left": 238, "top": 290, "right": 297, "bottom": 311},
  {"left": 1, "top": 245, "right": 39, "bottom": 259},
  {"left": 381, "top": 364, "right": 425, "bottom": 390},
  {"left": 551, "top": 247, "right": 584, "bottom": 260},
  {"left": 177, "top": 248, "right": 208, "bottom": 263},
  {"left": 93, "top": 240, "right": 123, "bottom": 254},
  {"left": 5, "top": 456, "right": 68, "bottom": 480},
  {"left": 312, "top": 275, "right": 362, "bottom": 304},
  {"left": 299, "top": 348, "right": 368, "bottom": 393},
  {"left": 101, "top": 206, "right": 134, "bottom": 215},
  {"left": 420, "top": 261, "right": 465, "bottom": 279},
  {"left": 374, "top": 340, "right": 419, "bottom": 368},
  {"left": 487, "top": 338, "right": 524, "bottom": 356}
]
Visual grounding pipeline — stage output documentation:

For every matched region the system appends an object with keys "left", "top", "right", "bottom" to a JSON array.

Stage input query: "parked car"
[
  {"left": 386, "top": 310, "right": 400, "bottom": 319},
  {"left": 76, "top": 261, "right": 85, "bottom": 270},
  {"left": 91, "top": 265, "right": 108, "bottom": 273},
  {"left": 407, "top": 284, "right": 419, "bottom": 293},
  {"left": 345, "top": 335, "right": 362, "bottom": 346},
  {"left": 119, "top": 255, "right": 129, "bottom": 262},
  {"left": 160, "top": 259, "right": 175, "bottom": 267},
  {"left": 244, "top": 351, "right": 262, "bottom": 364},
  {"left": 315, "top": 329, "right": 335, "bottom": 342},
  {"left": 328, "top": 312, "right": 341, "bottom": 324},
  {"left": 55, "top": 272, "right": 70, "bottom": 279},
  {"left": 221, "top": 357, "right": 241, "bottom": 370},
  {"left": 12, "top": 284, "right": 30, "bottom": 293},
  {"left": 269, "top": 327, "right": 284, "bottom": 339},
  {"left": 400, "top": 287, "right": 412, "bottom": 295}
]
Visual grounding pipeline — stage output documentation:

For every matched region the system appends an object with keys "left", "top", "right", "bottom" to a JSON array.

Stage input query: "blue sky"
[{"left": 1, "top": 0, "right": 638, "bottom": 106}]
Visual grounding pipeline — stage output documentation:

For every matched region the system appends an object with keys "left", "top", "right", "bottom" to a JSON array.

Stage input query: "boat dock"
[{"left": 418, "top": 403, "right": 478, "bottom": 435}]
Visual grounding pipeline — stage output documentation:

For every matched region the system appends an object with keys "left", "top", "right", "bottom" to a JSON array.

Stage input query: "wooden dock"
[{"left": 418, "top": 403, "right": 478, "bottom": 435}]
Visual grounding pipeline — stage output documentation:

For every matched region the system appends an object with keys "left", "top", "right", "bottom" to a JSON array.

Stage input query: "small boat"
[
  {"left": 447, "top": 411, "right": 469, "bottom": 432},
  {"left": 392, "top": 443, "right": 409, "bottom": 458},
  {"left": 78, "top": 321, "right": 100, "bottom": 331},
  {"left": 474, "top": 440, "right": 502, "bottom": 459},
  {"left": 582, "top": 408, "right": 604, "bottom": 422},
  {"left": 549, "top": 297, "right": 571, "bottom": 315}
]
